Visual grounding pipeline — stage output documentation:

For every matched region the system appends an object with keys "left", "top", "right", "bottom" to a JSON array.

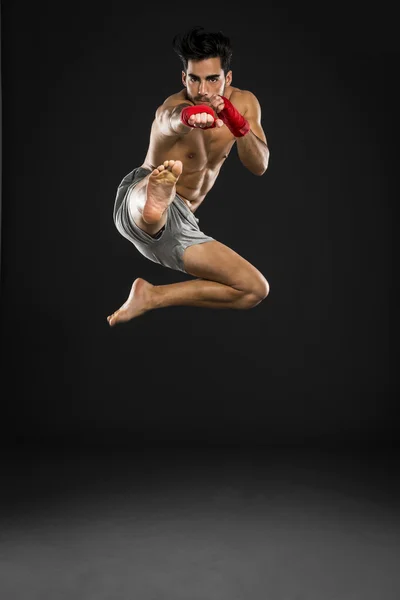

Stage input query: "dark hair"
[{"left": 172, "top": 26, "right": 233, "bottom": 74}]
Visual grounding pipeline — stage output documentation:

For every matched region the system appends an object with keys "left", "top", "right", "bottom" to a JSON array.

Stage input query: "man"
[{"left": 107, "top": 26, "right": 270, "bottom": 326}]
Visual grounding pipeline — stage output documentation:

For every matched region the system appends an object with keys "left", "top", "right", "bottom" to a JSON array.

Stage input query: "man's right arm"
[{"left": 155, "top": 99, "right": 194, "bottom": 137}]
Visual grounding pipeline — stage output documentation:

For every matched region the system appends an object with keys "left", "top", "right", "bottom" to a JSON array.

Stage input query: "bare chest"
[
  {"left": 152, "top": 127, "right": 235, "bottom": 172},
  {"left": 183, "top": 128, "right": 235, "bottom": 169}
]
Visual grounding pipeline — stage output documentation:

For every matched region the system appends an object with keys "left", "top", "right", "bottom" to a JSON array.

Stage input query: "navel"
[{"left": 187, "top": 153, "right": 195, "bottom": 159}]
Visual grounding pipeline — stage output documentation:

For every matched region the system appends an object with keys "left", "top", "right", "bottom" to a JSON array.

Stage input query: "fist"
[
  {"left": 180, "top": 104, "right": 224, "bottom": 130},
  {"left": 209, "top": 94, "right": 226, "bottom": 115},
  {"left": 187, "top": 111, "right": 216, "bottom": 129}
]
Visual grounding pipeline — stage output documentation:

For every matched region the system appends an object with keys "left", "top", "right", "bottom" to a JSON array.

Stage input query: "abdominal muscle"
[
  {"left": 175, "top": 168, "right": 219, "bottom": 211},
  {"left": 142, "top": 124, "right": 235, "bottom": 212},
  {"left": 143, "top": 156, "right": 223, "bottom": 213}
]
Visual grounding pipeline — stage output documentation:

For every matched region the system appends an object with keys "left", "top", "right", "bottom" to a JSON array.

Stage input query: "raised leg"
[
  {"left": 129, "top": 160, "right": 183, "bottom": 236},
  {"left": 107, "top": 241, "right": 269, "bottom": 326}
]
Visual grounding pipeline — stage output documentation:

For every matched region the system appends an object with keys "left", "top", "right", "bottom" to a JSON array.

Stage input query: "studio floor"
[{"left": 1, "top": 444, "right": 399, "bottom": 599}]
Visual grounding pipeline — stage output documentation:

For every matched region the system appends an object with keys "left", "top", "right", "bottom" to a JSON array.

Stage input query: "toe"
[
  {"left": 109, "top": 315, "right": 118, "bottom": 326},
  {"left": 171, "top": 161, "right": 183, "bottom": 177}
]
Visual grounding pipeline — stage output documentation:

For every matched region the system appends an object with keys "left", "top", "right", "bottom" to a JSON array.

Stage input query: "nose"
[{"left": 198, "top": 80, "right": 209, "bottom": 97}]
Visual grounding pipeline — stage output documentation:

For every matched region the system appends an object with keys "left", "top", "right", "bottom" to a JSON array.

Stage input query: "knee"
[{"left": 242, "top": 273, "right": 270, "bottom": 308}]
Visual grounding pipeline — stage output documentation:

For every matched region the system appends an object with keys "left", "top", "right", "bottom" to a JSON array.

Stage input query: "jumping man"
[{"left": 108, "top": 26, "right": 270, "bottom": 326}]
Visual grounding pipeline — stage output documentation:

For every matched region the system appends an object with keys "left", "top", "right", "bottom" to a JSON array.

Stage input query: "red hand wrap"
[
  {"left": 180, "top": 105, "right": 216, "bottom": 129},
  {"left": 218, "top": 96, "right": 250, "bottom": 137}
]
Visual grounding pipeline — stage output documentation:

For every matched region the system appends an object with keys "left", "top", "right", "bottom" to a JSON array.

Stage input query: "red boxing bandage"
[
  {"left": 218, "top": 97, "right": 250, "bottom": 137},
  {"left": 180, "top": 105, "right": 216, "bottom": 129}
]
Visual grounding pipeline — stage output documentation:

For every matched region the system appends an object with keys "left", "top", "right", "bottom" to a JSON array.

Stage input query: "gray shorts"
[{"left": 113, "top": 167, "right": 214, "bottom": 273}]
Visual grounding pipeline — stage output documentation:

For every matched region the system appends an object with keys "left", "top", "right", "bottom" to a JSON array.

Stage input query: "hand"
[
  {"left": 210, "top": 95, "right": 250, "bottom": 137},
  {"left": 209, "top": 94, "right": 225, "bottom": 115},
  {"left": 187, "top": 111, "right": 219, "bottom": 129},
  {"left": 180, "top": 104, "right": 224, "bottom": 130},
  {"left": 207, "top": 95, "right": 225, "bottom": 127}
]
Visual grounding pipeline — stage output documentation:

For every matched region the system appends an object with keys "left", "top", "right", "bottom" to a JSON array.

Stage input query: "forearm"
[
  {"left": 236, "top": 131, "right": 270, "bottom": 176},
  {"left": 158, "top": 103, "right": 193, "bottom": 136}
]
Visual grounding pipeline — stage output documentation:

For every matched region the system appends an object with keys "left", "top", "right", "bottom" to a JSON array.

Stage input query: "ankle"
[{"left": 149, "top": 285, "right": 164, "bottom": 310}]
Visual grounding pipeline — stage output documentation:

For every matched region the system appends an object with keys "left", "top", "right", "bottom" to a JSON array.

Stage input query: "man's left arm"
[
  {"left": 213, "top": 92, "right": 270, "bottom": 176},
  {"left": 236, "top": 92, "right": 270, "bottom": 175}
]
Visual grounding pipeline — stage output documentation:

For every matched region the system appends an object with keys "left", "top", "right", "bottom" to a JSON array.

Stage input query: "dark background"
[
  {"left": 1, "top": 4, "right": 400, "bottom": 599},
  {"left": 1, "top": 2, "right": 398, "bottom": 448}
]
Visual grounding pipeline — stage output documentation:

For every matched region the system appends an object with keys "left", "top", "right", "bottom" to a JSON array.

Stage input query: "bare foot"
[
  {"left": 142, "top": 160, "right": 183, "bottom": 224},
  {"left": 107, "top": 278, "right": 154, "bottom": 326}
]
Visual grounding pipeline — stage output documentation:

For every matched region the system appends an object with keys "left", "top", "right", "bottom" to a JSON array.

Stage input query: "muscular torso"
[{"left": 141, "top": 87, "right": 242, "bottom": 212}]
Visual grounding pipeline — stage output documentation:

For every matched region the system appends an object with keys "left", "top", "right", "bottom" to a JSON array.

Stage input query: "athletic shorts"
[{"left": 113, "top": 167, "right": 214, "bottom": 273}]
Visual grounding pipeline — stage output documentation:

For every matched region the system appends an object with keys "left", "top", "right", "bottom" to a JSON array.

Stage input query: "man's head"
[{"left": 172, "top": 26, "right": 233, "bottom": 104}]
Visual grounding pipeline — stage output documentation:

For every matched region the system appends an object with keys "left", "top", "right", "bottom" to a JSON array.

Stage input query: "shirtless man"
[{"left": 107, "top": 26, "right": 270, "bottom": 326}]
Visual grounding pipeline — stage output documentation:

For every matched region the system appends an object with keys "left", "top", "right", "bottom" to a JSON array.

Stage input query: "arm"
[
  {"left": 236, "top": 92, "right": 270, "bottom": 176},
  {"left": 212, "top": 91, "right": 270, "bottom": 176},
  {"left": 155, "top": 95, "right": 224, "bottom": 137},
  {"left": 155, "top": 98, "right": 194, "bottom": 137}
]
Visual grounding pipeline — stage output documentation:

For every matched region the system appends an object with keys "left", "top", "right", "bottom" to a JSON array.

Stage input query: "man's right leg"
[{"left": 129, "top": 160, "right": 183, "bottom": 236}]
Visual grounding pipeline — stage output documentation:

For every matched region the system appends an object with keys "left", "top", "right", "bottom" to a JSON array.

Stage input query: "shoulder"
[
  {"left": 156, "top": 89, "right": 193, "bottom": 113},
  {"left": 227, "top": 87, "right": 260, "bottom": 113}
]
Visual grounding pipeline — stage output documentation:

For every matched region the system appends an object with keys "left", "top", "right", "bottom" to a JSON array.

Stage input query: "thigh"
[{"left": 183, "top": 240, "right": 267, "bottom": 292}]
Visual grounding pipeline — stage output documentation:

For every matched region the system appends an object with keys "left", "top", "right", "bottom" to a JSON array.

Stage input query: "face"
[{"left": 182, "top": 57, "right": 232, "bottom": 104}]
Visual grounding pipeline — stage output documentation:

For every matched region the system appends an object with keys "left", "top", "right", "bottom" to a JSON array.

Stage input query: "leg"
[
  {"left": 107, "top": 241, "right": 269, "bottom": 326},
  {"left": 129, "top": 160, "right": 183, "bottom": 236}
]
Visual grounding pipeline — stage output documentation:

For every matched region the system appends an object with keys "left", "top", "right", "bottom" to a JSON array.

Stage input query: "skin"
[{"left": 107, "top": 56, "right": 270, "bottom": 326}]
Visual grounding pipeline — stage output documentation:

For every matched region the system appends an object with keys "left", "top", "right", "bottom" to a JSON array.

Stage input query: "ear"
[
  {"left": 182, "top": 71, "right": 187, "bottom": 87},
  {"left": 225, "top": 70, "right": 232, "bottom": 86}
]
